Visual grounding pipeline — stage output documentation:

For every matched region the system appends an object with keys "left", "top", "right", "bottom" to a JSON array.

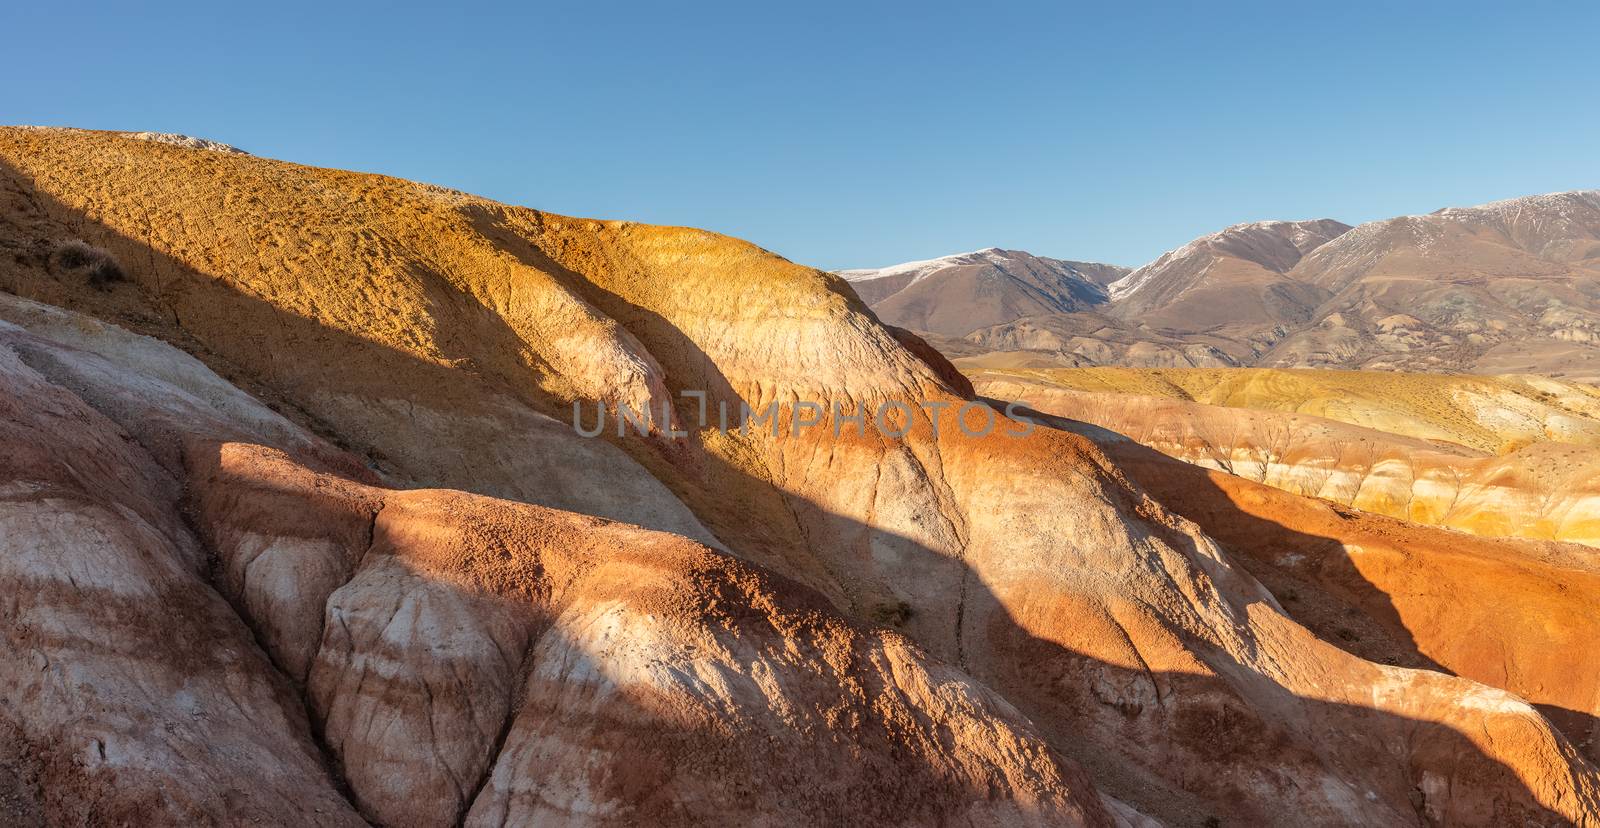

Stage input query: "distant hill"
[
  {"left": 837, "top": 247, "right": 1117, "bottom": 336},
  {"left": 1107, "top": 218, "right": 1352, "bottom": 334},
  {"left": 841, "top": 192, "right": 1600, "bottom": 379},
  {"left": 1263, "top": 191, "right": 1600, "bottom": 378}
]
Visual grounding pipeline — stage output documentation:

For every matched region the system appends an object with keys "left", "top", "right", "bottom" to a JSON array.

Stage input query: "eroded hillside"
[
  {"left": 970, "top": 366, "right": 1600, "bottom": 548},
  {"left": 3, "top": 127, "right": 1598, "bottom": 826},
  {"left": 0, "top": 290, "right": 1114, "bottom": 825},
  {"left": 966, "top": 366, "right": 1600, "bottom": 451}
]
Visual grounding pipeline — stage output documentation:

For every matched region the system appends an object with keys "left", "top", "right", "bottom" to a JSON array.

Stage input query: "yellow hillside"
[{"left": 961, "top": 364, "right": 1600, "bottom": 454}]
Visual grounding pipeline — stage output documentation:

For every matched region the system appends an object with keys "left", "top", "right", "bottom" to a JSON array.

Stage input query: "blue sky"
[{"left": 6, "top": 1, "right": 1598, "bottom": 270}]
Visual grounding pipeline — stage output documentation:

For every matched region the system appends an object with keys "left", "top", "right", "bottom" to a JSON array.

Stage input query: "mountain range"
[{"left": 846, "top": 191, "right": 1600, "bottom": 381}]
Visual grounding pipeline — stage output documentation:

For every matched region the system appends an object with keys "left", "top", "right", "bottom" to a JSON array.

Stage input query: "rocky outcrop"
[
  {"left": 194, "top": 443, "right": 1117, "bottom": 826},
  {"left": 128, "top": 132, "right": 248, "bottom": 154},
  {"left": 0, "top": 305, "right": 364, "bottom": 825}
]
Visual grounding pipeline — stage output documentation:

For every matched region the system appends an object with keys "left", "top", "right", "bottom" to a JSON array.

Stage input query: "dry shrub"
[{"left": 50, "top": 240, "right": 126, "bottom": 291}]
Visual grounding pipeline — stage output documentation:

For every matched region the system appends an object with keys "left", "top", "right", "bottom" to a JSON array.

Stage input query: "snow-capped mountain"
[
  {"left": 836, "top": 247, "right": 1120, "bottom": 337},
  {"left": 839, "top": 192, "right": 1600, "bottom": 378}
]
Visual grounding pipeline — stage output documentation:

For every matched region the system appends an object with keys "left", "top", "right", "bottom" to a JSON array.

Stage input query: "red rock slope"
[{"left": 0, "top": 293, "right": 1114, "bottom": 825}]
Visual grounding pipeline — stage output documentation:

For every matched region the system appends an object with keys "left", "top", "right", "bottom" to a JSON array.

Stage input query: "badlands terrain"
[
  {"left": 1, "top": 126, "right": 1598, "bottom": 827},
  {"left": 968, "top": 367, "right": 1600, "bottom": 547}
]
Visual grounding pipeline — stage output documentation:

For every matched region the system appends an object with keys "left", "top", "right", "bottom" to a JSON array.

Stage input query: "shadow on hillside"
[
  {"left": 1010, "top": 410, "right": 1454, "bottom": 674},
  {"left": 1026, "top": 410, "right": 1600, "bottom": 760},
  {"left": 0, "top": 154, "right": 1589, "bottom": 827}
]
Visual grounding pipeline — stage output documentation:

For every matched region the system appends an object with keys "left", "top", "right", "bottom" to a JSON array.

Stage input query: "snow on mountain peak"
[{"left": 837, "top": 247, "right": 1027, "bottom": 284}]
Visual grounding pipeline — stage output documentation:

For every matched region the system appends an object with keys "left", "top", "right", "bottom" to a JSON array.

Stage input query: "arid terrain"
[
  {"left": 851, "top": 192, "right": 1600, "bottom": 380},
  {"left": 959, "top": 361, "right": 1600, "bottom": 777},
  {"left": 968, "top": 367, "right": 1600, "bottom": 547},
  {"left": 3, "top": 127, "right": 1599, "bottom": 826}
]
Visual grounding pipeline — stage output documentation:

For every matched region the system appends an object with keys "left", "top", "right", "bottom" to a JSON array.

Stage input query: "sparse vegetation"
[
  {"left": 52, "top": 239, "right": 103, "bottom": 270},
  {"left": 869, "top": 600, "right": 914, "bottom": 627},
  {"left": 50, "top": 239, "right": 126, "bottom": 291}
]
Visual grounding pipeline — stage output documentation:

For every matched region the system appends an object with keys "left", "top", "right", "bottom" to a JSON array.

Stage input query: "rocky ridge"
[{"left": 846, "top": 192, "right": 1600, "bottom": 379}]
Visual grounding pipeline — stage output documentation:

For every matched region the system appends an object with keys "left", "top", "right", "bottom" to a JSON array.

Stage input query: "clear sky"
[{"left": 6, "top": 1, "right": 1598, "bottom": 270}]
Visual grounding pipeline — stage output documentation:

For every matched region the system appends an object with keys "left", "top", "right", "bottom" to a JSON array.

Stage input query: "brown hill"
[
  {"left": 956, "top": 313, "right": 1255, "bottom": 369},
  {"left": 1263, "top": 191, "right": 1600, "bottom": 377},
  {"left": 972, "top": 366, "right": 1600, "bottom": 751},
  {"left": 1106, "top": 219, "right": 1352, "bottom": 335},
  {"left": 838, "top": 247, "right": 1112, "bottom": 336},
  {"left": 3, "top": 127, "right": 1598, "bottom": 826}
]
